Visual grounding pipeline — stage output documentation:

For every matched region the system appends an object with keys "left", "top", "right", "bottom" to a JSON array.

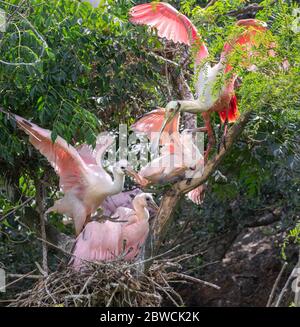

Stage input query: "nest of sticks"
[{"left": 9, "top": 254, "right": 220, "bottom": 307}]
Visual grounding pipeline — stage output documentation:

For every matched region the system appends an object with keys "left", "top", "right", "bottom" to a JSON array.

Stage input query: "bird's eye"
[
  {"left": 120, "top": 166, "right": 125, "bottom": 170},
  {"left": 146, "top": 197, "right": 151, "bottom": 202}
]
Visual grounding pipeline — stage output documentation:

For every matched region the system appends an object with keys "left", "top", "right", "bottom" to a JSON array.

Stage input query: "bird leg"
[
  {"left": 202, "top": 112, "right": 216, "bottom": 161},
  {"left": 120, "top": 240, "right": 135, "bottom": 259},
  {"left": 217, "top": 118, "right": 229, "bottom": 153}
]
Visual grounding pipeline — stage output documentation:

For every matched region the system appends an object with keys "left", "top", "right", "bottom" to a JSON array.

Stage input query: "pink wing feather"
[
  {"left": 76, "top": 133, "right": 114, "bottom": 166},
  {"left": 71, "top": 221, "right": 122, "bottom": 269},
  {"left": 129, "top": 2, "right": 209, "bottom": 63},
  {"left": 15, "top": 114, "right": 88, "bottom": 193},
  {"left": 217, "top": 20, "right": 268, "bottom": 124},
  {"left": 131, "top": 108, "right": 179, "bottom": 145},
  {"left": 221, "top": 19, "right": 268, "bottom": 71}
]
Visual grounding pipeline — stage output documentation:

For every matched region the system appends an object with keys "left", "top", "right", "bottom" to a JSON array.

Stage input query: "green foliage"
[
  {"left": 281, "top": 222, "right": 300, "bottom": 261},
  {"left": 0, "top": 0, "right": 299, "bottom": 301}
]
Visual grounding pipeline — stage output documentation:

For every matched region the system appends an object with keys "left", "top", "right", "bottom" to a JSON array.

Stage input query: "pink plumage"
[
  {"left": 129, "top": 3, "right": 271, "bottom": 160},
  {"left": 9, "top": 112, "right": 128, "bottom": 236},
  {"left": 129, "top": 2, "right": 209, "bottom": 63},
  {"left": 70, "top": 193, "right": 158, "bottom": 269},
  {"left": 71, "top": 221, "right": 122, "bottom": 269},
  {"left": 131, "top": 108, "right": 180, "bottom": 145}
]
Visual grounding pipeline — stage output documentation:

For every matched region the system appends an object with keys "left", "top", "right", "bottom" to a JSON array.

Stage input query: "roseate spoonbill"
[
  {"left": 126, "top": 128, "right": 204, "bottom": 189},
  {"left": 101, "top": 188, "right": 157, "bottom": 218},
  {"left": 71, "top": 193, "right": 158, "bottom": 268},
  {"left": 1, "top": 110, "right": 131, "bottom": 235},
  {"left": 129, "top": 2, "right": 270, "bottom": 155},
  {"left": 131, "top": 108, "right": 206, "bottom": 203},
  {"left": 118, "top": 193, "right": 158, "bottom": 261}
]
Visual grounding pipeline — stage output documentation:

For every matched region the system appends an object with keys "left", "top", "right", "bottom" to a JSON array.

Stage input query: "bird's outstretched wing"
[
  {"left": 71, "top": 221, "right": 122, "bottom": 269},
  {"left": 131, "top": 108, "right": 180, "bottom": 146},
  {"left": 76, "top": 133, "right": 114, "bottom": 167},
  {"left": 13, "top": 113, "right": 88, "bottom": 193},
  {"left": 217, "top": 19, "right": 268, "bottom": 123},
  {"left": 221, "top": 19, "right": 268, "bottom": 71},
  {"left": 129, "top": 2, "right": 209, "bottom": 63}
]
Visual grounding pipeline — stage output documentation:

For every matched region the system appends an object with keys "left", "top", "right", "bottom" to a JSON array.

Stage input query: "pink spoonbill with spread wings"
[
  {"left": 129, "top": 2, "right": 270, "bottom": 156},
  {"left": 2, "top": 110, "right": 131, "bottom": 236}
]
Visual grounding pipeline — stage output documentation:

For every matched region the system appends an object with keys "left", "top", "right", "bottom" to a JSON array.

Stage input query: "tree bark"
[{"left": 35, "top": 179, "right": 48, "bottom": 275}]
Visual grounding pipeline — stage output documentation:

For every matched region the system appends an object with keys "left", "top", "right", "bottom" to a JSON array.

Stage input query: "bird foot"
[
  {"left": 185, "top": 178, "right": 193, "bottom": 185},
  {"left": 93, "top": 214, "right": 128, "bottom": 223}
]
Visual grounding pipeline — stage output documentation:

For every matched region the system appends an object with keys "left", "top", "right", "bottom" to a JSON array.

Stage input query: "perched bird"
[
  {"left": 129, "top": 2, "right": 270, "bottom": 156},
  {"left": 2, "top": 110, "right": 131, "bottom": 235},
  {"left": 70, "top": 193, "right": 159, "bottom": 268},
  {"left": 101, "top": 187, "right": 157, "bottom": 218},
  {"left": 117, "top": 193, "right": 158, "bottom": 261},
  {"left": 126, "top": 127, "right": 205, "bottom": 191}
]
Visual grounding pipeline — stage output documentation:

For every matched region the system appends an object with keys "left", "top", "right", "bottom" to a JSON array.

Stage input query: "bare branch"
[
  {"left": 35, "top": 179, "right": 49, "bottom": 276},
  {"left": 267, "top": 262, "right": 288, "bottom": 307}
]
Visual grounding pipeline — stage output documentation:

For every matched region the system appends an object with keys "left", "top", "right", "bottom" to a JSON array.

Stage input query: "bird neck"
[
  {"left": 109, "top": 171, "right": 125, "bottom": 195},
  {"left": 193, "top": 60, "right": 228, "bottom": 110},
  {"left": 132, "top": 200, "right": 149, "bottom": 222},
  {"left": 177, "top": 100, "right": 207, "bottom": 113}
]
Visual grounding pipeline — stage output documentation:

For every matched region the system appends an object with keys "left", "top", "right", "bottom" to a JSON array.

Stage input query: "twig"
[
  {"left": 275, "top": 268, "right": 294, "bottom": 307},
  {"left": 0, "top": 269, "right": 37, "bottom": 292},
  {"left": 294, "top": 249, "right": 300, "bottom": 307},
  {"left": 106, "top": 285, "right": 119, "bottom": 307},
  {"left": 169, "top": 272, "right": 220, "bottom": 290},
  {"left": 129, "top": 244, "right": 181, "bottom": 269},
  {"left": 36, "top": 236, "right": 74, "bottom": 258},
  {"left": 227, "top": 3, "right": 264, "bottom": 17},
  {"left": 8, "top": 273, "right": 43, "bottom": 280},
  {"left": 149, "top": 51, "right": 179, "bottom": 67},
  {"left": 205, "top": 0, "right": 218, "bottom": 9},
  {"left": 0, "top": 196, "right": 34, "bottom": 222},
  {"left": 267, "top": 261, "right": 288, "bottom": 307}
]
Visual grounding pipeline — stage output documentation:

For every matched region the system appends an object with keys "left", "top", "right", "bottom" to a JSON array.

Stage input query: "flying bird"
[
  {"left": 2, "top": 110, "right": 131, "bottom": 235},
  {"left": 71, "top": 193, "right": 158, "bottom": 268},
  {"left": 129, "top": 2, "right": 270, "bottom": 156}
]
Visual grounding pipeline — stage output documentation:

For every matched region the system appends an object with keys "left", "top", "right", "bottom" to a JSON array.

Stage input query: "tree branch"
[
  {"left": 152, "top": 110, "right": 252, "bottom": 253},
  {"left": 34, "top": 179, "right": 48, "bottom": 276}
]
